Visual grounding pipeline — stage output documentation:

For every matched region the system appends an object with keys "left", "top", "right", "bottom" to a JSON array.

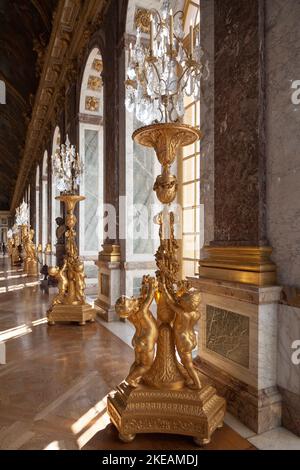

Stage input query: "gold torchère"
[
  {"left": 20, "top": 225, "right": 28, "bottom": 271},
  {"left": 7, "top": 237, "right": 14, "bottom": 259},
  {"left": 22, "top": 227, "right": 39, "bottom": 276},
  {"left": 12, "top": 233, "right": 21, "bottom": 266},
  {"left": 47, "top": 194, "right": 95, "bottom": 326},
  {"left": 108, "top": 123, "right": 226, "bottom": 446}
]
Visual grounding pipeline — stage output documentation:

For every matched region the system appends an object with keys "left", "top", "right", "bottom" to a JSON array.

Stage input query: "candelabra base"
[
  {"left": 26, "top": 259, "right": 38, "bottom": 276},
  {"left": 107, "top": 380, "right": 226, "bottom": 447},
  {"left": 47, "top": 303, "right": 96, "bottom": 326}
]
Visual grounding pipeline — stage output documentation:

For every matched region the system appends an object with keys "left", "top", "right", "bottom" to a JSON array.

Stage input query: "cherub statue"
[
  {"left": 65, "top": 229, "right": 78, "bottom": 259},
  {"left": 73, "top": 259, "right": 86, "bottom": 303},
  {"left": 55, "top": 217, "right": 66, "bottom": 244},
  {"left": 115, "top": 276, "right": 158, "bottom": 387},
  {"left": 49, "top": 260, "right": 68, "bottom": 305},
  {"left": 26, "top": 229, "right": 37, "bottom": 261},
  {"left": 162, "top": 281, "right": 202, "bottom": 389}
]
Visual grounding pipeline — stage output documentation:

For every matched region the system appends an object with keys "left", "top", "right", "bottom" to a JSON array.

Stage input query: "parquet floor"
[{"left": 0, "top": 256, "right": 255, "bottom": 450}]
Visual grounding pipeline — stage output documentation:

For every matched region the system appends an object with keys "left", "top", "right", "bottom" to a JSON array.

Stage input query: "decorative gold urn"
[
  {"left": 47, "top": 194, "right": 95, "bottom": 326},
  {"left": 108, "top": 123, "right": 226, "bottom": 446}
]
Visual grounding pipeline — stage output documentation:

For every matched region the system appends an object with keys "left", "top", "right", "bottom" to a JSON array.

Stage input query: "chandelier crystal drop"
[
  {"left": 52, "top": 135, "right": 84, "bottom": 194},
  {"left": 125, "top": 0, "right": 208, "bottom": 125},
  {"left": 15, "top": 200, "right": 29, "bottom": 226}
]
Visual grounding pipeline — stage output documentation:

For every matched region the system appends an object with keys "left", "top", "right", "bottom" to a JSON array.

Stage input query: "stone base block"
[
  {"left": 195, "top": 357, "right": 282, "bottom": 434},
  {"left": 108, "top": 380, "right": 226, "bottom": 446},
  {"left": 47, "top": 303, "right": 96, "bottom": 326},
  {"left": 94, "top": 298, "right": 118, "bottom": 322},
  {"left": 279, "top": 386, "right": 300, "bottom": 437}
]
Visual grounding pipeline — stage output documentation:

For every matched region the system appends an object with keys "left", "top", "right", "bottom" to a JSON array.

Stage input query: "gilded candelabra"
[
  {"left": 108, "top": 123, "right": 226, "bottom": 446},
  {"left": 47, "top": 195, "right": 95, "bottom": 326},
  {"left": 22, "top": 226, "right": 39, "bottom": 276},
  {"left": 11, "top": 235, "right": 20, "bottom": 266}
]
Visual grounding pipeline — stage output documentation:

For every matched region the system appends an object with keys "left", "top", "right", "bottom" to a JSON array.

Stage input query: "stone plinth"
[
  {"left": 190, "top": 276, "right": 282, "bottom": 434},
  {"left": 94, "top": 259, "right": 121, "bottom": 322}
]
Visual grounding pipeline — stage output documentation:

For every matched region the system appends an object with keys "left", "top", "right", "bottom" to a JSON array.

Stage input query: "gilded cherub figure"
[
  {"left": 115, "top": 276, "right": 158, "bottom": 387},
  {"left": 26, "top": 229, "right": 37, "bottom": 261},
  {"left": 49, "top": 259, "right": 68, "bottom": 305},
  {"left": 162, "top": 281, "right": 202, "bottom": 389},
  {"left": 73, "top": 259, "right": 86, "bottom": 303}
]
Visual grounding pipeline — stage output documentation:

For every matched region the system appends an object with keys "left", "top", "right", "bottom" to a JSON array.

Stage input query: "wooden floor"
[{"left": 0, "top": 256, "right": 255, "bottom": 450}]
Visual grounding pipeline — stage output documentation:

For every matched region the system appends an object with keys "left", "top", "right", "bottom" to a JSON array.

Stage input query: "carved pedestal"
[
  {"left": 94, "top": 245, "right": 121, "bottom": 322},
  {"left": 108, "top": 322, "right": 225, "bottom": 445},
  {"left": 48, "top": 303, "right": 95, "bottom": 326},
  {"left": 27, "top": 259, "right": 38, "bottom": 276},
  {"left": 47, "top": 194, "right": 95, "bottom": 327},
  {"left": 108, "top": 381, "right": 225, "bottom": 446}
]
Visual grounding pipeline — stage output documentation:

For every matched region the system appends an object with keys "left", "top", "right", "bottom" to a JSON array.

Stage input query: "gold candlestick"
[
  {"left": 11, "top": 233, "right": 21, "bottom": 266},
  {"left": 108, "top": 123, "right": 226, "bottom": 446},
  {"left": 47, "top": 194, "right": 95, "bottom": 326},
  {"left": 23, "top": 227, "right": 38, "bottom": 276}
]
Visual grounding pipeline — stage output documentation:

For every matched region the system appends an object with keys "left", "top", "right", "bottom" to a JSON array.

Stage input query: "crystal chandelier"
[
  {"left": 125, "top": 0, "right": 208, "bottom": 125},
  {"left": 15, "top": 200, "right": 29, "bottom": 226},
  {"left": 52, "top": 135, "right": 84, "bottom": 194}
]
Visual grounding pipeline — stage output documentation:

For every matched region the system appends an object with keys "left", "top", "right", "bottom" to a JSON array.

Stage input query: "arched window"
[
  {"left": 51, "top": 127, "right": 61, "bottom": 246},
  {"left": 79, "top": 48, "right": 104, "bottom": 282},
  {"left": 124, "top": 0, "right": 186, "bottom": 295},
  {"left": 124, "top": 1, "right": 162, "bottom": 296},
  {"left": 35, "top": 166, "right": 40, "bottom": 244},
  {"left": 42, "top": 151, "right": 48, "bottom": 249},
  {"left": 179, "top": 0, "right": 201, "bottom": 278}
]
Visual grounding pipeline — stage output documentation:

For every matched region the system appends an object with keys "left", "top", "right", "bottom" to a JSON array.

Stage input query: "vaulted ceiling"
[{"left": 0, "top": 0, "right": 58, "bottom": 210}]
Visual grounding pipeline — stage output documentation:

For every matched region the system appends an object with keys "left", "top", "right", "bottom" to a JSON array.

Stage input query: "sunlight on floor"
[
  {"left": 71, "top": 396, "right": 110, "bottom": 449},
  {"left": 0, "top": 324, "right": 32, "bottom": 341},
  {"left": 8, "top": 284, "right": 25, "bottom": 291},
  {"left": 0, "top": 280, "right": 40, "bottom": 294},
  {"left": 44, "top": 441, "right": 61, "bottom": 450},
  {"left": 31, "top": 317, "right": 48, "bottom": 326}
]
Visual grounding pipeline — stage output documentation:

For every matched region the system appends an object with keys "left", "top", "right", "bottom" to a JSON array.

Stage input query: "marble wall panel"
[
  {"left": 213, "top": 0, "right": 266, "bottom": 244},
  {"left": 278, "top": 304, "right": 300, "bottom": 396},
  {"left": 265, "top": 0, "right": 300, "bottom": 288},
  {"left": 200, "top": 0, "right": 215, "bottom": 249},
  {"left": 206, "top": 305, "right": 250, "bottom": 368},
  {"left": 84, "top": 129, "right": 99, "bottom": 253}
]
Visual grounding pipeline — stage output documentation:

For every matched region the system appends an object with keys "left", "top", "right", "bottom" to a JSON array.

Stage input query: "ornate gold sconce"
[
  {"left": 108, "top": 123, "right": 226, "bottom": 446},
  {"left": 47, "top": 194, "right": 95, "bottom": 326}
]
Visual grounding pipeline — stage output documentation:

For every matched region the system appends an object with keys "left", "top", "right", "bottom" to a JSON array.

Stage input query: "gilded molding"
[{"left": 11, "top": 0, "right": 109, "bottom": 212}]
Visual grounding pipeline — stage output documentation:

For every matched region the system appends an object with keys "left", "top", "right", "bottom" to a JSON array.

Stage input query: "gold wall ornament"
[
  {"left": 85, "top": 95, "right": 100, "bottom": 112},
  {"left": 134, "top": 8, "right": 152, "bottom": 34},
  {"left": 92, "top": 58, "right": 103, "bottom": 73},
  {"left": 47, "top": 194, "right": 95, "bottom": 326},
  {"left": 108, "top": 122, "right": 226, "bottom": 446},
  {"left": 87, "top": 75, "right": 102, "bottom": 91}
]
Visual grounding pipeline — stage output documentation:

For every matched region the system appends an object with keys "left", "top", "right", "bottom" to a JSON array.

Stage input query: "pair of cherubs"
[
  {"left": 115, "top": 275, "right": 202, "bottom": 389},
  {"left": 50, "top": 257, "right": 86, "bottom": 306}
]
